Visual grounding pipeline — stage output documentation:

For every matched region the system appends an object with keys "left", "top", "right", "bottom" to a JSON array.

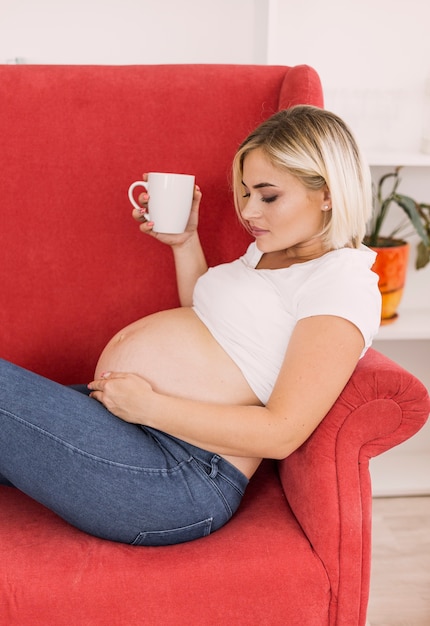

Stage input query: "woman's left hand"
[{"left": 87, "top": 372, "right": 153, "bottom": 424}]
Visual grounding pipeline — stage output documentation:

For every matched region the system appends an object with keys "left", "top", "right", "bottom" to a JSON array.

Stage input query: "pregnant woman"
[{"left": 0, "top": 106, "right": 381, "bottom": 545}]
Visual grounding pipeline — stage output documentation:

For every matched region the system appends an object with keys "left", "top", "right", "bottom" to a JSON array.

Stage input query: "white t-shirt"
[{"left": 193, "top": 242, "right": 381, "bottom": 404}]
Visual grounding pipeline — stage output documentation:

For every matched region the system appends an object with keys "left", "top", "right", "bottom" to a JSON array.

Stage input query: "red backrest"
[{"left": 0, "top": 64, "right": 323, "bottom": 383}]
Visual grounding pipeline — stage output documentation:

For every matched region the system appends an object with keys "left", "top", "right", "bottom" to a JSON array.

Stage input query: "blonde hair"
[{"left": 232, "top": 105, "right": 372, "bottom": 249}]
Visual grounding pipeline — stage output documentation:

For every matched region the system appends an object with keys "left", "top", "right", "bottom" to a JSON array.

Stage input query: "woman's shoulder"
[
  {"left": 300, "top": 246, "right": 379, "bottom": 295},
  {"left": 316, "top": 245, "right": 377, "bottom": 271},
  {"left": 295, "top": 245, "right": 381, "bottom": 348}
]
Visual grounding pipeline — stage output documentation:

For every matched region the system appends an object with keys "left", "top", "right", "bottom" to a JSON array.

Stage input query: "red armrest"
[{"left": 277, "top": 347, "right": 429, "bottom": 626}]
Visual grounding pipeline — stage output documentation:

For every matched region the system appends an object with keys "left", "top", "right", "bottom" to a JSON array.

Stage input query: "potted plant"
[{"left": 364, "top": 167, "right": 430, "bottom": 323}]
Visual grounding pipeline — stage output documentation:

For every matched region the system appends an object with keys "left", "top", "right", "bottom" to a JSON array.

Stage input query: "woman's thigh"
[
  {"left": 0, "top": 359, "right": 245, "bottom": 545},
  {"left": 0, "top": 361, "right": 164, "bottom": 464}
]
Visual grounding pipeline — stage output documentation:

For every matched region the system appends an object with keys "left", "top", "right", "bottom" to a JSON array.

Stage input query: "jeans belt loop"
[{"left": 209, "top": 455, "right": 220, "bottom": 478}]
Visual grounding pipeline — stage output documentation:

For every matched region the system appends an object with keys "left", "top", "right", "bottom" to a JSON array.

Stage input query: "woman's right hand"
[{"left": 131, "top": 174, "right": 202, "bottom": 247}]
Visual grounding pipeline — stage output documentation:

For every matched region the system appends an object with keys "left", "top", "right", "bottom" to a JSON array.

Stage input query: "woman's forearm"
[
  {"left": 143, "top": 392, "right": 293, "bottom": 460},
  {"left": 172, "top": 232, "right": 208, "bottom": 306}
]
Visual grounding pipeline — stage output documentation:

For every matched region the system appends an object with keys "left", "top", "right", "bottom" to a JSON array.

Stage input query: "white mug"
[{"left": 128, "top": 172, "right": 195, "bottom": 234}]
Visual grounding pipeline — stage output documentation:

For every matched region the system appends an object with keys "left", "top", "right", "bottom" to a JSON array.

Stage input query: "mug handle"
[{"left": 128, "top": 181, "right": 150, "bottom": 217}]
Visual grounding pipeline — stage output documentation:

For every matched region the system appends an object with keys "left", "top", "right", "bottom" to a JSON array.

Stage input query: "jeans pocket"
[{"left": 131, "top": 517, "right": 213, "bottom": 547}]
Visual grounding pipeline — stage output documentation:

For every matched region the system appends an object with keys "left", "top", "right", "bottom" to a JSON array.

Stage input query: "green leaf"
[
  {"left": 394, "top": 194, "right": 430, "bottom": 246},
  {"left": 416, "top": 240, "right": 430, "bottom": 269}
]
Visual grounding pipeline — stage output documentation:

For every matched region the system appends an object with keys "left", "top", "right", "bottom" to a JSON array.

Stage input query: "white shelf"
[
  {"left": 368, "top": 152, "right": 430, "bottom": 167},
  {"left": 374, "top": 308, "right": 430, "bottom": 340}
]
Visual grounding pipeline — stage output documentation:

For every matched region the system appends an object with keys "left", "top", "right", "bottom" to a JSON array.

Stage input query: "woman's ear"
[{"left": 322, "top": 186, "right": 331, "bottom": 211}]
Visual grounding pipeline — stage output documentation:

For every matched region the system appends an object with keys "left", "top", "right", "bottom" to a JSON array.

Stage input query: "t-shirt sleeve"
[{"left": 295, "top": 251, "right": 382, "bottom": 356}]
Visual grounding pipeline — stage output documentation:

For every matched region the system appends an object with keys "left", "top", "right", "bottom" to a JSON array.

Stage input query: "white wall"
[
  {"left": 269, "top": 0, "right": 430, "bottom": 151},
  {"left": 269, "top": 0, "right": 429, "bottom": 88},
  {"left": 1, "top": 0, "right": 266, "bottom": 65}
]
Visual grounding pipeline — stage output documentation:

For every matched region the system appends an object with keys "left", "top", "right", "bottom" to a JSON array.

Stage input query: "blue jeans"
[{"left": 0, "top": 359, "right": 248, "bottom": 545}]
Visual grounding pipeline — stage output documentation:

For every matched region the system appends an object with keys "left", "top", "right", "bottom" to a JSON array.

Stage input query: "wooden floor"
[{"left": 367, "top": 495, "right": 430, "bottom": 626}]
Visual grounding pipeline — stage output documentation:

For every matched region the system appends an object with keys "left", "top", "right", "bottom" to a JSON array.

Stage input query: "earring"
[{"left": 323, "top": 204, "right": 330, "bottom": 210}]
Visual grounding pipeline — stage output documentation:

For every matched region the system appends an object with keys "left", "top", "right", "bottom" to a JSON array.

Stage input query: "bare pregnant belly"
[
  {"left": 95, "top": 308, "right": 260, "bottom": 404},
  {"left": 95, "top": 308, "right": 262, "bottom": 477}
]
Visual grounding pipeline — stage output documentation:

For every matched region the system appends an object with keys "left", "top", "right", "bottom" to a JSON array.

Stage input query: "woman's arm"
[
  {"left": 88, "top": 315, "right": 364, "bottom": 460},
  {"left": 171, "top": 232, "right": 208, "bottom": 306},
  {"left": 135, "top": 180, "right": 207, "bottom": 306}
]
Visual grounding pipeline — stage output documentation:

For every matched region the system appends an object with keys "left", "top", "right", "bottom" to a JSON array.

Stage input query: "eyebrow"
[{"left": 241, "top": 180, "right": 278, "bottom": 189}]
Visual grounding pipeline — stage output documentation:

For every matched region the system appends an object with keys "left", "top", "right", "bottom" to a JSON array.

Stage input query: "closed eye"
[{"left": 262, "top": 195, "right": 277, "bottom": 203}]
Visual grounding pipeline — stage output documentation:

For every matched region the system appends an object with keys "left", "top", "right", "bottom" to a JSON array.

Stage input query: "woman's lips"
[{"left": 250, "top": 226, "right": 269, "bottom": 237}]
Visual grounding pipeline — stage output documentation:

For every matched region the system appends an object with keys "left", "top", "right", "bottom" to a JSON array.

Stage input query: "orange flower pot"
[{"left": 370, "top": 239, "right": 409, "bottom": 324}]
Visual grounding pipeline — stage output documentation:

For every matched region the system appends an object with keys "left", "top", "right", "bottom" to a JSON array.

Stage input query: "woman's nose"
[{"left": 241, "top": 197, "right": 262, "bottom": 220}]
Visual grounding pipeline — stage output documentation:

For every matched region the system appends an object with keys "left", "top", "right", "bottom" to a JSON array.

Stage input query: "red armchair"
[{"left": 0, "top": 64, "right": 428, "bottom": 626}]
